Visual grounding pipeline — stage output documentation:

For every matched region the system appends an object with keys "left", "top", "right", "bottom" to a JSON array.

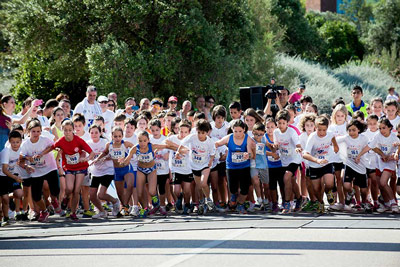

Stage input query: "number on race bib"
[
  {"left": 232, "top": 152, "right": 246, "bottom": 163},
  {"left": 65, "top": 153, "right": 80, "bottom": 165},
  {"left": 256, "top": 143, "right": 265, "bottom": 155}
]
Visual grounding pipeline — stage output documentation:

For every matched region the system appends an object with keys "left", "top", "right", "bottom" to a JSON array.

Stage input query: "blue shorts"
[
  {"left": 65, "top": 169, "right": 88, "bottom": 175},
  {"left": 138, "top": 165, "right": 157, "bottom": 175},
  {"left": 114, "top": 165, "right": 134, "bottom": 182},
  {"left": 124, "top": 171, "right": 137, "bottom": 189}
]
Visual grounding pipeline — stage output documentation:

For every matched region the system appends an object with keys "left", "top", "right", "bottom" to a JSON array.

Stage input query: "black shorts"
[
  {"left": 305, "top": 167, "right": 310, "bottom": 177},
  {"left": 31, "top": 170, "right": 60, "bottom": 202},
  {"left": 217, "top": 162, "right": 226, "bottom": 177},
  {"left": 333, "top": 162, "right": 344, "bottom": 172},
  {"left": 226, "top": 167, "right": 251, "bottom": 196},
  {"left": 397, "top": 177, "right": 400, "bottom": 186},
  {"left": 269, "top": 167, "right": 285, "bottom": 191},
  {"left": 344, "top": 166, "right": 367, "bottom": 188},
  {"left": 90, "top": 175, "right": 114, "bottom": 189},
  {"left": 309, "top": 163, "right": 334, "bottom": 180},
  {"left": 192, "top": 167, "right": 209, "bottom": 177},
  {"left": 285, "top": 163, "right": 300, "bottom": 175},
  {"left": 367, "top": 168, "right": 375, "bottom": 175},
  {"left": 172, "top": 173, "right": 193, "bottom": 184},
  {"left": 0, "top": 175, "right": 22, "bottom": 196},
  {"left": 157, "top": 174, "right": 169, "bottom": 195},
  {"left": 22, "top": 178, "right": 33, "bottom": 187}
]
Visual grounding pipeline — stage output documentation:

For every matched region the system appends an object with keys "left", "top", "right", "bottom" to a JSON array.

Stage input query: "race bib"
[
  {"left": 173, "top": 158, "right": 185, "bottom": 168},
  {"left": 280, "top": 147, "right": 292, "bottom": 157},
  {"left": 66, "top": 153, "right": 80, "bottom": 165},
  {"left": 380, "top": 145, "right": 390, "bottom": 155},
  {"left": 33, "top": 156, "right": 45, "bottom": 168},
  {"left": 232, "top": 152, "right": 246, "bottom": 163},
  {"left": 347, "top": 148, "right": 359, "bottom": 160},
  {"left": 138, "top": 153, "right": 153, "bottom": 163},
  {"left": 256, "top": 143, "right": 265, "bottom": 155},
  {"left": 111, "top": 148, "right": 123, "bottom": 159},
  {"left": 156, "top": 160, "right": 166, "bottom": 170},
  {"left": 192, "top": 153, "right": 206, "bottom": 164}
]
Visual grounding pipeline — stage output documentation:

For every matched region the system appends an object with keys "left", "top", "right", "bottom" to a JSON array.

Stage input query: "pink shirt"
[{"left": 288, "top": 92, "right": 302, "bottom": 104}]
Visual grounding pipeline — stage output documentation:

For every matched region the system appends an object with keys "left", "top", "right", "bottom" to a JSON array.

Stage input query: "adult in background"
[
  {"left": 43, "top": 99, "right": 59, "bottom": 118},
  {"left": 73, "top": 85, "right": 102, "bottom": 129},
  {"left": 150, "top": 98, "right": 163, "bottom": 117},
  {"left": 59, "top": 99, "right": 73, "bottom": 118},
  {"left": 264, "top": 87, "right": 290, "bottom": 119},
  {"left": 97, "top": 95, "right": 115, "bottom": 136},
  {"left": 107, "top": 99, "right": 116, "bottom": 113},
  {"left": 386, "top": 87, "right": 399, "bottom": 102},
  {"left": 139, "top": 98, "right": 150, "bottom": 112},
  {"left": 122, "top": 97, "right": 137, "bottom": 119},
  {"left": 195, "top": 95, "right": 206, "bottom": 113},
  {"left": 288, "top": 84, "right": 306, "bottom": 104},
  {"left": 179, "top": 100, "right": 192, "bottom": 120},
  {"left": 108, "top": 92, "right": 118, "bottom": 107},
  {"left": 167, "top": 96, "right": 180, "bottom": 116},
  {"left": 204, "top": 95, "right": 215, "bottom": 121},
  {"left": 1, "top": 95, "right": 35, "bottom": 125}
]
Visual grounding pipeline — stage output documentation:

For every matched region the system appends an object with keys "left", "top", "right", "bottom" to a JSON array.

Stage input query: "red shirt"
[{"left": 52, "top": 135, "right": 92, "bottom": 171}]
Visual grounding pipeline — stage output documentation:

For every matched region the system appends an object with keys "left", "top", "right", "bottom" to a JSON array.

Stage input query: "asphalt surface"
[{"left": 0, "top": 210, "right": 399, "bottom": 267}]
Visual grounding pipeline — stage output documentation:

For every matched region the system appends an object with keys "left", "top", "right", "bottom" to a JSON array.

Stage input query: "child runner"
[
  {"left": 87, "top": 125, "right": 120, "bottom": 219},
  {"left": 215, "top": 120, "right": 254, "bottom": 214},
  {"left": 38, "top": 120, "right": 95, "bottom": 221},
  {"left": 19, "top": 119, "right": 60, "bottom": 222},
  {"left": 356, "top": 118, "right": 399, "bottom": 213},
  {"left": 303, "top": 116, "right": 339, "bottom": 214},
  {"left": 336, "top": 120, "right": 372, "bottom": 213},
  {"left": 273, "top": 110, "right": 303, "bottom": 214}
]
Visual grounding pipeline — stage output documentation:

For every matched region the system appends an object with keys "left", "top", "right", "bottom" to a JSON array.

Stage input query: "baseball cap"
[
  {"left": 97, "top": 95, "right": 108, "bottom": 102},
  {"left": 168, "top": 96, "right": 178, "bottom": 102},
  {"left": 299, "top": 84, "right": 306, "bottom": 89}
]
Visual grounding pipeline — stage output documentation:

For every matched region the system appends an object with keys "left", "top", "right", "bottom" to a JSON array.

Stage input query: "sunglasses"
[
  {"left": 100, "top": 101, "right": 108, "bottom": 104},
  {"left": 108, "top": 104, "right": 115, "bottom": 107},
  {"left": 169, "top": 101, "right": 177, "bottom": 104},
  {"left": 253, "top": 133, "right": 264, "bottom": 137}
]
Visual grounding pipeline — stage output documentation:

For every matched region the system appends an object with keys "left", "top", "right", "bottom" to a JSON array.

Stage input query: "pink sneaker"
[
  {"left": 38, "top": 210, "right": 49, "bottom": 223},
  {"left": 52, "top": 199, "right": 61, "bottom": 213},
  {"left": 159, "top": 206, "right": 167, "bottom": 216},
  {"left": 70, "top": 213, "right": 79, "bottom": 221}
]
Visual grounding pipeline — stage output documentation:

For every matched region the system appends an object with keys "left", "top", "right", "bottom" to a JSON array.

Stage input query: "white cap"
[{"left": 97, "top": 95, "right": 108, "bottom": 102}]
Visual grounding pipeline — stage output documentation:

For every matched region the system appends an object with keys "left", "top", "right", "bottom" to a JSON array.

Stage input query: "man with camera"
[{"left": 263, "top": 79, "right": 290, "bottom": 119}]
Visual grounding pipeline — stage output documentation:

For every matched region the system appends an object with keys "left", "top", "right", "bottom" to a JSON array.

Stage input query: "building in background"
[{"left": 306, "top": 0, "right": 345, "bottom": 13}]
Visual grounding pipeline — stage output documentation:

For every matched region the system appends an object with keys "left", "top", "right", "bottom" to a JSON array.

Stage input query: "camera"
[{"left": 265, "top": 78, "right": 284, "bottom": 99}]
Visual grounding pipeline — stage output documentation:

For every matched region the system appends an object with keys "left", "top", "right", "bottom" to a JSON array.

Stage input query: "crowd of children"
[{"left": 0, "top": 84, "right": 399, "bottom": 226}]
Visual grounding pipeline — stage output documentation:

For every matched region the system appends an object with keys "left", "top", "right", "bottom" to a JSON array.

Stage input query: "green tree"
[
  {"left": 340, "top": 0, "right": 374, "bottom": 35},
  {"left": 1, "top": 0, "right": 260, "bottom": 107}
]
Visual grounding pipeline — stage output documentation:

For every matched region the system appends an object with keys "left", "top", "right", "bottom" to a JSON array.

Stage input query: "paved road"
[{"left": 1, "top": 212, "right": 399, "bottom": 267}]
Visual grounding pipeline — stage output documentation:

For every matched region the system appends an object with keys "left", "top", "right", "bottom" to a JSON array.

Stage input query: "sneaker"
[
  {"left": 29, "top": 210, "right": 39, "bottom": 221},
  {"left": 301, "top": 197, "right": 309, "bottom": 208},
  {"left": 92, "top": 211, "right": 108, "bottom": 219},
  {"left": 317, "top": 202, "right": 325, "bottom": 214},
  {"left": 47, "top": 205, "right": 55, "bottom": 216},
  {"left": 328, "top": 203, "right": 344, "bottom": 211},
  {"left": 52, "top": 199, "right": 61, "bottom": 213},
  {"left": 391, "top": 203, "right": 399, "bottom": 213},
  {"left": 112, "top": 200, "right": 120, "bottom": 217},
  {"left": 302, "top": 201, "right": 315, "bottom": 212},
  {"left": 294, "top": 198, "right": 302, "bottom": 212},
  {"left": 216, "top": 203, "right": 228, "bottom": 213},
  {"left": 70, "top": 213, "right": 79, "bottom": 221},
  {"left": 38, "top": 210, "right": 49, "bottom": 223},
  {"left": 345, "top": 189, "right": 355, "bottom": 206},
  {"left": 59, "top": 209, "right": 66, "bottom": 217},
  {"left": 129, "top": 205, "right": 139, "bottom": 217},
  {"left": 244, "top": 201, "right": 250, "bottom": 211},
  {"left": 121, "top": 205, "right": 130, "bottom": 216},
  {"left": 21, "top": 211, "right": 29, "bottom": 221},
  {"left": 183, "top": 204, "right": 190, "bottom": 215},
  {"left": 352, "top": 204, "right": 363, "bottom": 213},
  {"left": 139, "top": 208, "right": 147, "bottom": 218},
  {"left": 103, "top": 203, "right": 112, "bottom": 212},
  {"left": 192, "top": 205, "right": 199, "bottom": 214},
  {"left": 159, "top": 206, "right": 167, "bottom": 216},
  {"left": 15, "top": 212, "right": 23, "bottom": 221},
  {"left": 1, "top": 217, "right": 9, "bottom": 227},
  {"left": 82, "top": 210, "right": 95, "bottom": 218},
  {"left": 281, "top": 202, "right": 291, "bottom": 214},
  {"left": 151, "top": 195, "right": 160, "bottom": 208},
  {"left": 148, "top": 205, "right": 160, "bottom": 216},
  {"left": 272, "top": 202, "right": 280, "bottom": 213},
  {"left": 229, "top": 194, "right": 237, "bottom": 210},
  {"left": 65, "top": 209, "right": 71, "bottom": 218},
  {"left": 362, "top": 203, "right": 373, "bottom": 213},
  {"left": 326, "top": 190, "right": 335, "bottom": 205},
  {"left": 166, "top": 203, "right": 173, "bottom": 212},
  {"left": 254, "top": 203, "right": 263, "bottom": 211},
  {"left": 247, "top": 202, "right": 255, "bottom": 213},
  {"left": 198, "top": 204, "right": 204, "bottom": 215},
  {"left": 61, "top": 197, "right": 69, "bottom": 210},
  {"left": 206, "top": 200, "right": 216, "bottom": 212},
  {"left": 343, "top": 204, "right": 353, "bottom": 212},
  {"left": 377, "top": 204, "right": 389, "bottom": 213},
  {"left": 236, "top": 204, "right": 246, "bottom": 214}
]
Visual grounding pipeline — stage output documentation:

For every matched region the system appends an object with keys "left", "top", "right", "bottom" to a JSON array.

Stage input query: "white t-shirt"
[
  {"left": 0, "top": 147, "right": 29, "bottom": 179},
  {"left": 167, "top": 135, "right": 192, "bottom": 175},
  {"left": 87, "top": 138, "right": 114, "bottom": 177},
  {"left": 337, "top": 134, "right": 369, "bottom": 174},
  {"left": 386, "top": 94, "right": 399, "bottom": 102},
  {"left": 210, "top": 121, "right": 230, "bottom": 140},
  {"left": 328, "top": 123, "right": 347, "bottom": 163},
  {"left": 77, "top": 132, "right": 91, "bottom": 143},
  {"left": 181, "top": 133, "right": 216, "bottom": 171},
  {"left": 73, "top": 101, "right": 99, "bottom": 130},
  {"left": 363, "top": 129, "right": 379, "bottom": 169},
  {"left": 20, "top": 136, "right": 57, "bottom": 177},
  {"left": 299, "top": 132, "right": 311, "bottom": 167},
  {"left": 124, "top": 134, "right": 138, "bottom": 171},
  {"left": 368, "top": 132, "right": 398, "bottom": 172},
  {"left": 102, "top": 110, "right": 115, "bottom": 137},
  {"left": 150, "top": 135, "right": 169, "bottom": 175},
  {"left": 211, "top": 137, "right": 227, "bottom": 168},
  {"left": 273, "top": 127, "right": 302, "bottom": 167},
  {"left": 304, "top": 132, "right": 335, "bottom": 168},
  {"left": 389, "top": 116, "right": 400, "bottom": 132}
]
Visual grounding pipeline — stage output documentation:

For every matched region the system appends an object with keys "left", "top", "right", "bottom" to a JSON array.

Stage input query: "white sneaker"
[
  {"left": 377, "top": 204, "right": 388, "bottom": 213},
  {"left": 329, "top": 203, "right": 344, "bottom": 211},
  {"left": 8, "top": 210, "right": 15, "bottom": 220},
  {"left": 247, "top": 202, "right": 255, "bottom": 212},
  {"left": 343, "top": 205, "right": 353, "bottom": 212},
  {"left": 129, "top": 205, "right": 139, "bottom": 217},
  {"left": 391, "top": 203, "right": 399, "bottom": 213},
  {"left": 92, "top": 211, "right": 108, "bottom": 219},
  {"left": 112, "top": 200, "right": 120, "bottom": 216}
]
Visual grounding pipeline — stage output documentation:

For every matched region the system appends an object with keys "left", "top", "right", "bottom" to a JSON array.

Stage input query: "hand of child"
[
  {"left": 243, "top": 152, "right": 249, "bottom": 160},
  {"left": 355, "top": 156, "right": 361, "bottom": 164},
  {"left": 272, "top": 153, "right": 280, "bottom": 160},
  {"left": 317, "top": 159, "right": 328, "bottom": 165},
  {"left": 26, "top": 165, "right": 35, "bottom": 174}
]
